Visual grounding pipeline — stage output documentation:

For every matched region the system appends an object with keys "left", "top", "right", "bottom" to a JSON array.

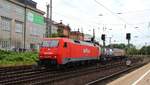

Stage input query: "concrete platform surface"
[{"left": 107, "top": 63, "right": 150, "bottom": 85}]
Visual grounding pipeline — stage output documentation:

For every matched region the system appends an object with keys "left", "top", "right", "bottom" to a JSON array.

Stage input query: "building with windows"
[
  {"left": 0, "top": 0, "right": 45, "bottom": 50},
  {"left": 56, "top": 22, "right": 71, "bottom": 37},
  {"left": 45, "top": 19, "right": 71, "bottom": 38},
  {"left": 51, "top": 21, "right": 59, "bottom": 34},
  {"left": 46, "top": 20, "right": 85, "bottom": 40},
  {"left": 70, "top": 31, "right": 84, "bottom": 41}
]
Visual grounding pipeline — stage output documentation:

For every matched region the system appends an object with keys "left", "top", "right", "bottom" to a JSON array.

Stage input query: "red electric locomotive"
[{"left": 38, "top": 38, "right": 101, "bottom": 65}]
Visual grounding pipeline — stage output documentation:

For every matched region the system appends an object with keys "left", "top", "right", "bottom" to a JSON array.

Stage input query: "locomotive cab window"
[
  {"left": 42, "top": 40, "right": 59, "bottom": 47},
  {"left": 64, "top": 42, "right": 67, "bottom": 48}
]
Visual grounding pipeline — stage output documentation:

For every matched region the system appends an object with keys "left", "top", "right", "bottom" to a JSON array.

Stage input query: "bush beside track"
[
  {"left": 0, "top": 49, "right": 149, "bottom": 67},
  {"left": 0, "top": 50, "right": 38, "bottom": 67}
]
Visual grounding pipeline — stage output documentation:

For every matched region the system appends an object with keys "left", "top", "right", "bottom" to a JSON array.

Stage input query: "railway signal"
[
  {"left": 101, "top": 34, "right": 106, "bottom": 47},
  {"left": 126, "top": 33, "right": 131, "bottom": 40},
  {"left": 101, "top": 34, "right": 105, "bottom": 41},
  {"left": 126, "top": 33, "right": 131, "bottom": 48}
]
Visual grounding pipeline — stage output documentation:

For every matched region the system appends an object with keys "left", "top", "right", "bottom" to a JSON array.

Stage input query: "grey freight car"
[{"left": 112, "top": 48, "right": 126, "bottom": 57}]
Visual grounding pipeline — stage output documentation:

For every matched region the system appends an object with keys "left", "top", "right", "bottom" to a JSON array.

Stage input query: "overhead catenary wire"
[
  {"left": 116, "top": 9, "right": 150, "bottom": 14},
  {"left": 94, "top": 0, "right": 131, "bottom": 25},
  {"left": 94, "top": 0, "right": 150, "bottom": 26},
  {"left": 52, "top": 0, "right": 149, "bottom": 30}
]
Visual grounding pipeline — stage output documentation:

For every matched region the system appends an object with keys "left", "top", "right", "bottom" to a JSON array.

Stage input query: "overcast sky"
[{"left": 35, "top": 0, "right": 150, "bottom": 48}]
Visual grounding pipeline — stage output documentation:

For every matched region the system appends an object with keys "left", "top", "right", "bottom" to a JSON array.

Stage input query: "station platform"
[{"left": 108, "top": 63, "right": 150, "bottom": 85}]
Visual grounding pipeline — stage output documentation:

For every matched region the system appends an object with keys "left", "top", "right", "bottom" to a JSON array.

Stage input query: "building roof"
[
  {"left": 71, "top": 31, "right": 84, "bottom": 36},
  {"left": 9, "top": 0, "right": 45, "bottom": 15},
  {"left": 70, "top": 31, "right": 80, "bottom": 34}
]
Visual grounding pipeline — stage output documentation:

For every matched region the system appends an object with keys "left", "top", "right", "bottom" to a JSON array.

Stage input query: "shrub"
[{"left": 0, "top": 50, "right": 38, "bottom": 67}]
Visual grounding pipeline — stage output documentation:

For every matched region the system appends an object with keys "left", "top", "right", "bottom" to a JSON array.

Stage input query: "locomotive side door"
[{"left": 63, "top": 42, "right": 71, "bottom": 64}]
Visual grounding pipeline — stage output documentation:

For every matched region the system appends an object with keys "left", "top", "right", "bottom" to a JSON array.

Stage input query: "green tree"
[
  {"left": 126, "top": 47, "right": 139, "bottom": 55},
  {"left": 140, "top": 45, "right": 150, "bottom": 55}
]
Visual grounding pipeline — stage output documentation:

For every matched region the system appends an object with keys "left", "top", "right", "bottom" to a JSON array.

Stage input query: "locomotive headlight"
[{"left": 54, "top": 56, "right": 57, "bottom": 58}]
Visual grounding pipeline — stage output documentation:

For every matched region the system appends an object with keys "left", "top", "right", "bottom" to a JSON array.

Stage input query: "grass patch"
[{"left": 0, "top": 50, "right": 38, "bottom": 67}]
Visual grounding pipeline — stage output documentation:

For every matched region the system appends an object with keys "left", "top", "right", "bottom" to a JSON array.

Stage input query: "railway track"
[
  {"left": 32, "top": 62, "right": 125, "bottom": 85},
  {"left": 0, "top": 65, "right": 33, "bottom": 73},
  {"left": 0, "top": 57, "right": 146, "bottom": 85},
  {"left": 0, "top": 65, "right": 60, "bottom": 85},
  {"left": 0, "top": 61, "right": 124, "bottom": 85},
  {"left": 49, "top": 61, "right": 146, "bottom": 85},
  {"left": 85, "top": 62, "right": 147, "bottom": 85}
]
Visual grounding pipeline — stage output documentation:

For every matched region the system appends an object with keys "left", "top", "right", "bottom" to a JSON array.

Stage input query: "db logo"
[{"left": 83, "top": 48, "right": 90, "bottom": 54}]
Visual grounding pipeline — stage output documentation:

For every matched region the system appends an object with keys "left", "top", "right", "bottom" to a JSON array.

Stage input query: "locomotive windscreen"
[{"left": 41, "top": 40, "right": 59, "bottom": 47}]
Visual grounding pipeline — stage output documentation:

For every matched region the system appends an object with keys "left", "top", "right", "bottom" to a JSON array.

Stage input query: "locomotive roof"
[
  {"left": 43, "top": 38, "right": 72, "bottom": 41},
  {"left": 43, "top": 38, "right": 96, "bottom": 46}
]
